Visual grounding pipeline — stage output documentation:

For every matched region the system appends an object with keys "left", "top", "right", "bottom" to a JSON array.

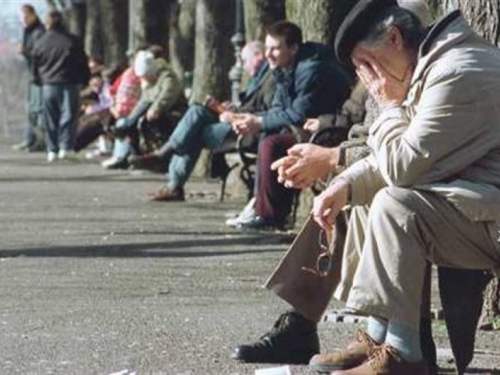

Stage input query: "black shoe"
[
  {"left": 233, "top": 310, "right": 319, "bottom": 364},
  {"left": 236, "top": 215, "right": 285, "bottom": 231}
]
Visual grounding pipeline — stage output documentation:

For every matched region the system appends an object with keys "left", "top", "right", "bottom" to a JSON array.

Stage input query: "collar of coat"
[{"left": 413, "top": 10, "right": 473, "bottom": 84}]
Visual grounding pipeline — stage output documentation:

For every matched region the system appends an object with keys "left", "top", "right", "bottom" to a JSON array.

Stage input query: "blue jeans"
[
  {"left": 25, "top": 83, "right": 44, "bottom": 146},
  {"left": 166, "top": 105, "right": 232, "bottom": 189},
  {"left": 42, "top": 84, "right": 80, "bottom": 152}
]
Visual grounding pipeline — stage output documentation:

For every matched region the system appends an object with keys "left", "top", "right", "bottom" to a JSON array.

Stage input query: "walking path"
[{"left": 0, "top": 137, "right": 499, "bottom": 374}]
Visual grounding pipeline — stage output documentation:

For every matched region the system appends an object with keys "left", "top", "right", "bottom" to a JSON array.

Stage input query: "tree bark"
[
  {"left": 84, "top": 0, "right": 103, "bottom": 62},
  {"left": 97, "top": 0, "right": 128, "bottom": 68},
  {"left": 286, "top": 0, "right": 359, "bottom": 46},
  {"left": 440, "top": 0, "right": 500, "bottom": 46},
  {"left": 244, "top": 0, "right": 286, "bottom": 42},
  {"left": 169, "top": 0, "right": 196, "bottom": 86},
  {"left": 130, "top": 0, "right": 173, "bottom": 54},
  {"left": 191, "top": 0, "right": 235, "bottom": 104}
]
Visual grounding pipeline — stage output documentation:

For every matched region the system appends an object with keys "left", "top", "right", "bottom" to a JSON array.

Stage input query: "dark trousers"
[
  {"left": 74, "top": 109, "right": 113, "bottom": 152},
  {"left": 255, "top": 133, "right": 299, "bottom": 222},
  {"left": 42, "top": 84, "right": 79, "bottom": 152}
]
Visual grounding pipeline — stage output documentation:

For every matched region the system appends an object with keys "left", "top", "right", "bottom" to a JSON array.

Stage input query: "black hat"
[{"left": 334, "top": 0, "right": 398, "bottom": 70}]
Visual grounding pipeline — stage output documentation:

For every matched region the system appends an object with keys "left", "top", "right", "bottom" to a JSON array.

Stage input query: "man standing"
[
  {"left": 14, "top": 4, "right": 45, "bottom": 152},
  {"left": 312, "top": 1, "right": 500, "bottom": 374},
  {"left": 32, "top": 11, "right": 90, "bottom": 162}
]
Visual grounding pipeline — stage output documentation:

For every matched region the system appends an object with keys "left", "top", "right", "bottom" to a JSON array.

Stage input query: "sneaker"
[
  {"left": 101, "top": 157, "right": 129, "bottom": 169},
  {"left": 47, "top": 151, "right": 57, "bottom": 163},
  {"left": 149, "top": 187, "right": 185, "bottom": 202},
  {"left": 309, "top": 330, "right": 379, "bottom": 373},
  {"left": 225, "top": 197, "right": 256, "bottom": 227},
  {"left": 331, "top": 344, "right": 429, "bottom": 375},
  {"left": 233, "top": 310, "right": 319, "bottom": 364},
  {"left": 12, "top": 141, "right": 30, "bottom": 151},
  {"left": 236, "top": 215, "right": 286, "bottom": 231}
]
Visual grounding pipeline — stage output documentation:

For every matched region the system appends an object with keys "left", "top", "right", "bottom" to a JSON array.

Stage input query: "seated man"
[
  {"left": 147, "top": 21, "right": 350, "bottom": 202},
  {"left": 311, "top": 1, "right": 500, "bottom": 374},
  {"left": 130, "top": 40, "right": 274, "bottom": 174},
  {"left": 141, "top": 40, "right": 275, "bottom": 201},
  {"left": 102, "top": 49, "right": 186, "bottom": 169}
]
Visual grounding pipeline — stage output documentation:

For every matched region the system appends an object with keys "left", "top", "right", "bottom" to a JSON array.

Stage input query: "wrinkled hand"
[
  {"left": 146, "top": 108, "right": 160, "bottom": 122},
  {"left": 303, "top": 118, "right": 320, "bottom": 133},
  {"left": 271, "top": 144, "right": 339, "bottom": 189},
  {"left": 219, "top": 111, "right": 234, "bottom": 123},
  {"left": 232, "top": 113, "right": 262, "bottom": 136},
  {"left": 354, "top": 53, "right": 413, "bottom": 110},
  {"left": 312, "top": 179, "right": 350, "bottom": 231}
]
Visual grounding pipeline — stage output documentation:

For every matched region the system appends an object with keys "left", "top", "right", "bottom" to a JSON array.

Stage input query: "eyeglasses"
[{"left": 302, "top": 229, "right": 332, "bottom": 277}]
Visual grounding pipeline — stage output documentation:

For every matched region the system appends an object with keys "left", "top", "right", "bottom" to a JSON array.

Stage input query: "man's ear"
[
  {"left": 291, "top": 43, "right": 300, "bottom": 56},
  {"left": 387, "top": 26, "right": 405, "bottom": 51}
]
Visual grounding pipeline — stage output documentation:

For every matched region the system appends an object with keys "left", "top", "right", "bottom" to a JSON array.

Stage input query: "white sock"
[
  {"left": 367, "top": 316, "right": 388, "bottom": 344},
  {"left": 386, "top": 321, "right": 423, "bottom": 363}
]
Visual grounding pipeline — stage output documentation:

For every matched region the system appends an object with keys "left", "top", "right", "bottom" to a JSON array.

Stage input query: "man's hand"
[
  {"left": 271, "top": 144, "right": 339, "bottom": 189},
  {"left": 146, "top": 108, "right": 160, "bottom": 122},
  {"left": 312, "top": 179, "right": 350, "bottom": 231},
  {"left": 303, "top": 118, "right": 320, "bottom": 133},
  {"left": 353, "top": 53, "right": 413, "bottom": 110},
  {"left": 219, "top": 111, "right": 234, "bottom": 123},
  {"left": 232, "top": 113, "right": 262, "bottom": 136}
]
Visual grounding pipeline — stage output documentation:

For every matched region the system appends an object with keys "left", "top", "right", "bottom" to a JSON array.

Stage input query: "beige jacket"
[{"left": 338, "top": 11, "right": 500, "bottom": 222}]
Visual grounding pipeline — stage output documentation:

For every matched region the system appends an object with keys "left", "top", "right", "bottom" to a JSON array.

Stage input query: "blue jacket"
[{"left": 262, "top": 42, "right": 351, "bottom": 133}]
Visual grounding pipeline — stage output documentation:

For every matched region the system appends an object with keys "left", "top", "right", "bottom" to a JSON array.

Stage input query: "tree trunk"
[
  {"left": 437, "top": 0, "right": 500, "bottom": 329},
  {"left": 441, "top": 0, "right": 500, "bottom": 45},
  {"left": 169, "top": 0, "right": 196, "bottom": 87},
  {"left": 244, "top": 0, "right": 286, "bottom": 42},
  {"left": 84, "top": 0, "right": 103, "bottom": 62},
  {"left": 130, "top": 0, "right": 173, "bottom": 54},
  {"left": 191, "top": 0, "right": 235, "bottom": 104},
  {"left": 286, "top": 0, "right": 359, "bottom": 46},
  {"left": 66, "top": 2, "right": 87, "bottom": 39},
  {"left": 97, "top": 0, "right": 128, "bottom": 68}
]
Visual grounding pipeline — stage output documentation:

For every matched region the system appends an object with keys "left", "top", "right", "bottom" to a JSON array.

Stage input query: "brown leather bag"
[{"left": 265, "top": 214, "right": 347, "bottom": 323}]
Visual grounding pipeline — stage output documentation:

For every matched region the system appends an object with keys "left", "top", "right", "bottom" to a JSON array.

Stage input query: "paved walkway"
[{"left": 0, "top": 137, "right": 499, "bottom": 374}]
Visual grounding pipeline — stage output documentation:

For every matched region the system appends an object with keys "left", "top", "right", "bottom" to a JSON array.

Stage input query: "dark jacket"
[
  {"left": 22, "top": 19, "right": 45, "bottom": 82},
  {"left": 238, "top": 62, "right": 276, "bottom": 113},
  {"left": 262, "top": 42, "right": 351, "bottom": 133},
  {"left": 32, "top": 27, "right": 90, "bottom": 86}
]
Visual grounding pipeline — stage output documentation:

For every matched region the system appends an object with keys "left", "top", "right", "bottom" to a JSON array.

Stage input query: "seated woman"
[
  {"left": 75, "top": 62, "right": 141, "bottom": 158},
  {"left": 101, "top": 49, "right": 187, "bottom": 169}
]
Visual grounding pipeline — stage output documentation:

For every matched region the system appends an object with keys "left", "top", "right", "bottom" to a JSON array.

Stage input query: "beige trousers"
[{"left": 339, "top": 186, "right": 500, "bottom": 325}]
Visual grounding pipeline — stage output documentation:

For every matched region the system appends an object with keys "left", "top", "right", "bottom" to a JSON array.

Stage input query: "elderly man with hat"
[{"left": 308, "top": 0, "right": 500, "bottom": 373}]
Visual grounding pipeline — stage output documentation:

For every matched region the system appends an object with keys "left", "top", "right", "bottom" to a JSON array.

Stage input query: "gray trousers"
[
  {"left": 342, "top": 186, "right": 500, "bottom": 325},
  {"left": 42, "top": 84, "right": 80, "bottom": 153}
]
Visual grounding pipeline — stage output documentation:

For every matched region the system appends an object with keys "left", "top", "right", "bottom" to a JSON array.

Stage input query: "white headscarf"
[{"left": 133, "top": 51, "right": 158, "bottom": 78}]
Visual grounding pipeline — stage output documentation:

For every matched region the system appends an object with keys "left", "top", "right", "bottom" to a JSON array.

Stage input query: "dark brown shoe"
[
  {"left": 128, "top": 153, "right": 164, "bottom": 173},
  {"left": 309, "top": 330, "right": 378, "bottom": 373},
  {"left": 331, "top": 344, "right": 429, "bottom": 375},
  {"left": 149, "top": 187, "right": 185, "bottom": 202}
]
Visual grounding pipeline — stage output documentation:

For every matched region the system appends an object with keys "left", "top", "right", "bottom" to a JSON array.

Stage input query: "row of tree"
[{"left": 44, "top": 0, "right": 500, "bottom": 105}]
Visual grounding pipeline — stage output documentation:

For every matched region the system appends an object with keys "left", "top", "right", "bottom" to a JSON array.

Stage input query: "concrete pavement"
[{"left": 0, "top": 138, "right": 500, "bottom": 374}]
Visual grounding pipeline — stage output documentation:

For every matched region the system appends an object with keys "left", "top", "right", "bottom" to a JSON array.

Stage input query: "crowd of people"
[{"left": 13, "top": 1, "right": 500, "bottom": 374}]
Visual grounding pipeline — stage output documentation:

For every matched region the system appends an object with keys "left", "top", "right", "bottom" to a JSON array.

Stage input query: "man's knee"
[{"left": 370, "top": 186, "right": 419, "bottom": 223}]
